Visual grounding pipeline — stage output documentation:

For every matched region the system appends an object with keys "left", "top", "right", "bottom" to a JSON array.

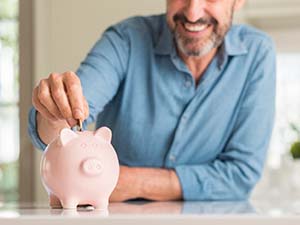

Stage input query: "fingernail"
[
  {"left": 67, "top": 118, "right": 77, "bottom": 127},
  {"left": 74, "top": 108, "right": 83, "bottom": 119}
]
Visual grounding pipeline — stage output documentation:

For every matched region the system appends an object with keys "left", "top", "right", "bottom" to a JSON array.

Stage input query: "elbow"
[{"left": 233, "top": 168, "right": 262, "bottom": 201}]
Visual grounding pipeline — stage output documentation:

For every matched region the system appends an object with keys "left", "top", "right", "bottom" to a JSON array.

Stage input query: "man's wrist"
[
  {"left": 36, "top": 111, "right": 69, "bottom": 144},
  {"left": 131, "top": 167, "right": 145, "bottom": 199},
  {"left": 136, "top": 167, "right": 182, "bottom": 201}
]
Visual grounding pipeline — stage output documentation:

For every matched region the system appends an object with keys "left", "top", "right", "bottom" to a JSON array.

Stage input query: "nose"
[
  {"left": 82, "top": 158, "right": 103, "bottom": 176},
  {"left": 185, "top": 0, "right": 206, "bottom": 23}
]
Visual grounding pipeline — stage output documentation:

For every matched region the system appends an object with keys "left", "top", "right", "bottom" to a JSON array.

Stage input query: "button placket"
[
  {"left": 165, "top": 51, "right": 227, "bottom": 168},
  {"left": 167, "top": 112, "right": 190, "bottom": 165}
]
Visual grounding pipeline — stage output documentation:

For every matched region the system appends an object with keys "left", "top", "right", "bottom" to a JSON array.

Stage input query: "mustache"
[{"left": 173, "top": 13, "right": 217, "bottom": 26}]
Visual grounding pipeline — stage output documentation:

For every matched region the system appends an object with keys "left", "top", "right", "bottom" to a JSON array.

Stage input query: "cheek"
[
  {"left": 166, "top": 0, "right": 183, "bottom": 21},
  {"left": 166, "top": 9, "right": 175, "bottom": 29},
  {"left": 212, "top": 4, "right": 233, "bottom": 26}
]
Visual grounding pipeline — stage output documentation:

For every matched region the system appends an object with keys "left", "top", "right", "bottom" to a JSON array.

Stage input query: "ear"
[
  {"left": 94, "top": 127, "right": 112, "bottom": 142},
  {"left": 60, "top": 128, "right": 78, "bottom": 146},
  {"left": 233, "top": 0, "right": 246, "bottom": 11}
]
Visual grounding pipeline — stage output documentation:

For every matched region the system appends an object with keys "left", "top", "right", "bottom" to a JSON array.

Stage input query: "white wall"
[{"left": 35, "top": 0, "right": 165, "bottom": 77}]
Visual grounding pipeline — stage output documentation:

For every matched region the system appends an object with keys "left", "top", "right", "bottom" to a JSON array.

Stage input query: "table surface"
[{"left": 0, "top": 198, "right": 300, "bottom": 225}]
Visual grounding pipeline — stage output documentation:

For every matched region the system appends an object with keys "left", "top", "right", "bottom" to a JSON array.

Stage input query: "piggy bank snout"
[{"left": 81, "top": 158, "right": 103, "bottom": 176}]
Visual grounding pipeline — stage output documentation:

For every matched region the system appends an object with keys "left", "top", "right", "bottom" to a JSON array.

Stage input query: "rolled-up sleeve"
[
  {"left": 175, "top": 43, "right": 276, "bottom": 201},
  {"left": 28, "top": 107, "right": 47, "bottom": 150}
]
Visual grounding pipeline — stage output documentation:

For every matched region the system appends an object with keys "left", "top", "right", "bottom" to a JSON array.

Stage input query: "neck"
[{"left": 179, "top": 48, "right": 217, "bottom": 85}]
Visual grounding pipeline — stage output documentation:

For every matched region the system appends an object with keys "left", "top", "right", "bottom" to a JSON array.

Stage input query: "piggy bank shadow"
[{"left": 49, "top": 205, "right": 109, "bottom": 217}]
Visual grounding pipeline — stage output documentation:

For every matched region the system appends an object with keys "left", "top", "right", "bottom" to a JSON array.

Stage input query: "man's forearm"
[{"left": 135, "top": 167, "right": 182, "bottom": 201}]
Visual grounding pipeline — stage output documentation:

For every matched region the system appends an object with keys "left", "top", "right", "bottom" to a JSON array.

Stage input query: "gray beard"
[{"left": 174, "top": 27, "right": 225, "bottom": 57}]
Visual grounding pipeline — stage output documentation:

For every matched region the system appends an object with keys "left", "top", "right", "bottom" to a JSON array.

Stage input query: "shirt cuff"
[
  {"left": 175, "top": 165, "right": 206, "bottom": 201},
  {"left": 27, "top": 107, "right": 47, "bottom": 150}
]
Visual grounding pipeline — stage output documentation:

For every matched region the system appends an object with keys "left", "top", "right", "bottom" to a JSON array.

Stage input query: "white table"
[{"left": 0, "top": 199, "right": 299, "bottom": 225}]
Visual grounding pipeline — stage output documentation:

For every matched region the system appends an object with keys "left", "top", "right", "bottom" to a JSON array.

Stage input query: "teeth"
[{"left": 184, "top": 23, "right": 207, "bottom": 32}]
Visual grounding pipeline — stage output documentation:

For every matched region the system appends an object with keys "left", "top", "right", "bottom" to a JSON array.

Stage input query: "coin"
[{"left": 78, "top": 119, "right": 83, "bottom": 131}]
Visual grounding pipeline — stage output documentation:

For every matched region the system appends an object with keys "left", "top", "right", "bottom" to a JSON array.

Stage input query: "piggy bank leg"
[
  {"left": 94, "top": 199, "right": 109, "bottom": 210},
  {"left": 49, "top": 194, "right": 62, "bottom": 209},
  {"left": 61, "top": 198, "right": 79, "bottom": 209}
]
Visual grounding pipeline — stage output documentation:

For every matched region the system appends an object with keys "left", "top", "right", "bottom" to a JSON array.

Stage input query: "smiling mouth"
[{"left": 183, "top": 22, "right": 209, "bottom": 32}]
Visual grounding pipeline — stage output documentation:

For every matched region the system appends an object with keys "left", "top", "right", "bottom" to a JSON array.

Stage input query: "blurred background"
[{"left": 0, "top": 0, "right": 299, "bottom": 204}]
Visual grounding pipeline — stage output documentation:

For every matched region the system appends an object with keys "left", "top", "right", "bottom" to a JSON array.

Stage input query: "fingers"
[
  {"left": 38, "top": 79, "right": 64, "bottom": 120},
  {"left": 32, "top": 86, "right": 57, "bottom": 121},
  {"left": 48, "top": 73, "right": 73, "bottom": 119},
  {"left": 62, "top": 71, "right": 85, "bottom": 120},
  {"left": 32, "top": 71, "right": 89, "bottom": 125}
]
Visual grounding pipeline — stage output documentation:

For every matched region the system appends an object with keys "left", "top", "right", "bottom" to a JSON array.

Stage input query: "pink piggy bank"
[{"left": 40, "top": 126, "right": 119, "bottom": 210}]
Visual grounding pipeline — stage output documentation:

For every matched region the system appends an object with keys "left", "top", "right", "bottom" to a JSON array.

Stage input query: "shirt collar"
[
  {"left": 154, "top": 15, "right": 248, "bottom": 57},
  {"left": 224, "top": 27, "right": 248, "bottom": 56},
  {"left": 154, "top": 15, "right": 174, "bottom": 55}
]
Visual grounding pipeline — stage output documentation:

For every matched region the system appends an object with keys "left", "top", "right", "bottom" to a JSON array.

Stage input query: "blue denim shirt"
[{"left": 28, "top": 14, "right": 276, "bottom": 201}]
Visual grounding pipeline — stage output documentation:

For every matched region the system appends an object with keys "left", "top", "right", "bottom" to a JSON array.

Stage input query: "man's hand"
[
  {"left": 109, "top": 166, "right": 182, "bottom": 202},
  {"left": 32, "top": 71, "right": 89, "bottom": 144},
  {"left": 32, "top": 71, "right": 89, "bottom": 126}
]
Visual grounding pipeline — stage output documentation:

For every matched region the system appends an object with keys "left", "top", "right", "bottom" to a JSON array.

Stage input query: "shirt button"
[
  {"left": 185, "top": 80, "right": 192, "bottom": 88},
  {"left": 169, "top": 155, "right": 176, "bottom": 162}
]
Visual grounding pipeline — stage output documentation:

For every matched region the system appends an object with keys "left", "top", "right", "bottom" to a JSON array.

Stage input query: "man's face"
[{"left": 166, "top": 0, "right": 242, "bottom": 57}]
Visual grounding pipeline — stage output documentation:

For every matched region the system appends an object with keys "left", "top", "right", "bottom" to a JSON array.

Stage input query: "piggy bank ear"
[
  {"left": 94, "top": 127, "right": 112, "bottom": 142},
  {"left": 60, "top": 128, "right": 78, "bottom": 146}
]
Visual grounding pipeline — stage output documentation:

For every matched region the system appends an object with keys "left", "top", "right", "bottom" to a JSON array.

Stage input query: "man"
[{"left": 28, "top": 0, "right": 276, "bottom": 201}]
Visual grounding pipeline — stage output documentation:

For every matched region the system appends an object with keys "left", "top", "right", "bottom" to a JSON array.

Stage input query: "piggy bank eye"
[{"left": 80, "top": 143, "right": 87, "bottom": 148}]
